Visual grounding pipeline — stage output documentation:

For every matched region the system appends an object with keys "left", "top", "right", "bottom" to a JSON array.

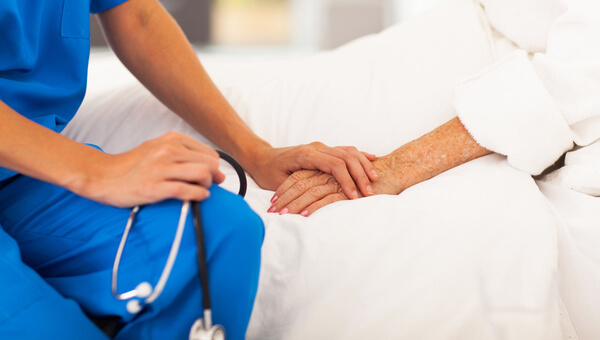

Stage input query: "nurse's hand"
[
  {"left": 244, "top": 143, "right": 379, "bottom": 201},
  {"left": 69, "top": 131, "right": 224, "bottom": 208}
]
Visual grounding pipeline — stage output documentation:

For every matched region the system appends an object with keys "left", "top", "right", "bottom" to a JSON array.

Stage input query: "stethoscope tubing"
[
  {"left": 217, "top": 150, "right": 247, "bottom": 197},
  {"left": 111, "top": 205, "right": 140, "bottom": 301},
  {"left": 192, "top": 200, "right": 212, "bottom": 312},
  {"left": 111, "top": 201, "right": 190, "bottom": 308}
]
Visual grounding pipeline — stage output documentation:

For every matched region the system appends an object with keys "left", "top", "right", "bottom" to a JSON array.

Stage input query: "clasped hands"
[{"left": 267, "top": 152, "right": 408, "bottom": 217}]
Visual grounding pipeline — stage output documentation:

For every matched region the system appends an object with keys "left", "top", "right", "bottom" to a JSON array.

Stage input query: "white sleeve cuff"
[{"left": 454, "top": 50, "right": 573, "bottom": 175}]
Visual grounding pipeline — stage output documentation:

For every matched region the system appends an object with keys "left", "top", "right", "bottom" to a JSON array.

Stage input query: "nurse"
[{"left": 0, "top": 0, "right": 376, "bottom": 339}]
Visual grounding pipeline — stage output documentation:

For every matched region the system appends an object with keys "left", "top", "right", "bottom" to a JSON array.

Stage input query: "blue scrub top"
[{"left": 0, "top": 0, "right": 128, "bottom": 181}]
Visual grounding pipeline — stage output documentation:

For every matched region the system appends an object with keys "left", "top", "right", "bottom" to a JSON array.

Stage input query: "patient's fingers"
[
  {"left": 269, "top": 171, "right": 333, "bottom": 213},
  {"left": 271, "top": 170, "right": 318, "bottom": 203},
  {"left": 301, "top": 192, "right": 347, "bottom": 217},
  {"left": 280, "top": 178, "right": 346, "bottom": 215}
]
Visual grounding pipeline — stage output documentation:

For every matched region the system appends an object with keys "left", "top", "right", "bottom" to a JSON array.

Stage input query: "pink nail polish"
[
  {"left": 279, "top": 208, "right": 289, "bottom": 215},
  {"left": 267, "top": 205, "right": 277, "bottom": 213},
  {"left": 300, "top": 210, "right": 309, "bottom": 217},
  {"left": 270, "top": 194, "right": 278, "bottom": 203}
]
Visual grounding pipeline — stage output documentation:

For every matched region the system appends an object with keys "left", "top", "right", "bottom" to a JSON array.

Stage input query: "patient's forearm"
[
  {"left": 97, "top": 0, "right": 270, "bottom": 167},
  {"left": 373, "top": 117, "right": 491, "bottom": 195}
]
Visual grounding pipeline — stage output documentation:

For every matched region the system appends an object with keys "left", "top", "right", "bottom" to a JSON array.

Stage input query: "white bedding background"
[{"left": 64, "top": 0, "right": 600, "bottom": 338}]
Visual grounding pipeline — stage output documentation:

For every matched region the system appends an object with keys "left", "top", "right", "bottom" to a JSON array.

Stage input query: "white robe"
[{"left": 456, "top": 0, "right": 600, "bottom": 176}]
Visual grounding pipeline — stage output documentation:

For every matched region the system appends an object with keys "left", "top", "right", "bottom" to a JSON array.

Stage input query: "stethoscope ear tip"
[
  {"left": 124, "top": 282, "right": 152, "bottom": 314},
  {"left": 135, "top": 282, "right": 153, "bottom": 298},
  {"left": 126, "top": 300, "right": 143, "bottom": 314}
]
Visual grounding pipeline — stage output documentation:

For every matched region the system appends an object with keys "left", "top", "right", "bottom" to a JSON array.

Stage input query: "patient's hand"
[
  {"left": 268, "top": 170, "right": 347, "bottom": 216},
  {"left": 268, "top": 155, "right": 402, "bottom": 216}
]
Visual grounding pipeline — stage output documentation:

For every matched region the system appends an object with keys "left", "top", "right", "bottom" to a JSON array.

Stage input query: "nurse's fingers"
[
  {"left": 145, "top": 131, "right": 220, "bottom": 167},
  {"left": 298, "top": 142, "right": 378, "bottom": 199},
  {"left": 163, "top": 163, "right": 222, "bottom": 188},
  {"left": 157, "top": 181, "right": 212, "bottom": 202},
  {"left": 362, "top": 151, "right": 377, "bottom": 161},
  {"left": 300, "top": 192, "right": 348, "bottom": 217},
  {"left": 317, "top": 145, "right": 377, "bottom": 194},
  {"left": 160, "top": 131, "right": 219, "bottom": 157},
  {"left": 145, "top": 132, "right": 224, "bottom": 183},
  {"left": 171, "top": 154, "right": 225, "bottom": 185}
]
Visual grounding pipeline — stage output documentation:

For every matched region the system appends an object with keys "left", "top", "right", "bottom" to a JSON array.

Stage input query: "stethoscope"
[{"left": 111, "top": 151, "right": 247, "bottom": 340}]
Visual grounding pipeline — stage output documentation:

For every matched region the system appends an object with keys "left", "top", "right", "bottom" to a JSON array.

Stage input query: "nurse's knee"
[{"left": 203, "top": 187, "right": 264, "bottom": 254}]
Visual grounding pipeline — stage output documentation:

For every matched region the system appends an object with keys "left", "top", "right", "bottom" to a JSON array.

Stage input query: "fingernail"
[
  {"left": 366, "top": 185, "right": 374, "bottom": 195},
  {"left": 300, "top": 210, "right": 309, "bottom": 217},
  {"left": 351, "top": 190, "right": 359, "bottom": 199},
  {"left": 279, "top": 208, "right": 289, "bottom": 215},
  {"left": 371, "top": 170, "right": 379, "bottom": 179},
  {"left": 267, "top": 205, "right": 277, "bottom": 213},
  {"left": 270, "top": 194, "right": 278, "bottom": 203}
]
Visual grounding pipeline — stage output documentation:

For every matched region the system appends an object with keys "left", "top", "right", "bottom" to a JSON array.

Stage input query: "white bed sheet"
[{"left": 64, "top": 0, "right": 600, "bottom": 338}]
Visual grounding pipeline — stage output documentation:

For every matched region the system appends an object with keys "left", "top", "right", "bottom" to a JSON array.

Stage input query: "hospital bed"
[{"left": 64, "top": 0, "right": 600, "bottom": 338}]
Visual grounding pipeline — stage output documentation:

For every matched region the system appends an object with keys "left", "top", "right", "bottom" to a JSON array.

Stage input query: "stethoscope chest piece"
[{"left": 189, "top": 318, "right": 225, "bottom": 340}]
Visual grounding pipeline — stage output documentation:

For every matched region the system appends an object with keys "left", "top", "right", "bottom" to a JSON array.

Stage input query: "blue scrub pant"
[
  {"left": 0, "top": 175, "right": 264, "bottom": 340},
  {"left": 0, "top": 229, "right": 110, "bottom": 339}
]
